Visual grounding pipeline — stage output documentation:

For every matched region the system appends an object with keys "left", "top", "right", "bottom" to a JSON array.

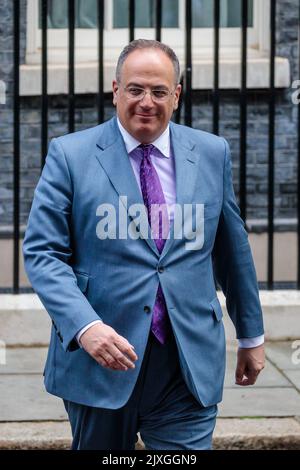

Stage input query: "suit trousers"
[{"left": 63, "top": 329, "right": 218, "bottom": 450}]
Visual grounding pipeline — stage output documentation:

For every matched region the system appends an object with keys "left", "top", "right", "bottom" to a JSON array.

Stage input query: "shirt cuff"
[
  {"left": 238, "top": 334, "right": 265, "bottom": 349},
  {"left": 76, "top": 320, "right": 103, "bottom": 347}
]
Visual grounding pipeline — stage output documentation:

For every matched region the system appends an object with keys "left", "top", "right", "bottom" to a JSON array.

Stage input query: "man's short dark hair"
[{"left": 116, "top": 39, "right": 180, "bottom": 85}]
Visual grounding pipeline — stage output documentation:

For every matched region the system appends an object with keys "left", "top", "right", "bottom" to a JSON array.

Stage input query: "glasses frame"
[{"left": 122, "top": 85, "right": 176, "bottom": 103}]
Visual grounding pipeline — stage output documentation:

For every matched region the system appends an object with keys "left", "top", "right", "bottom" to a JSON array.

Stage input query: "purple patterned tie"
[{"left": 139, "top": 144, "right": 171, "bottom": 344}]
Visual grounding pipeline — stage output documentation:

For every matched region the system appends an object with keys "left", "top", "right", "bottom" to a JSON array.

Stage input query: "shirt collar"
[{"left": 117, "top": 117, "right": 170, "bottom": 158}]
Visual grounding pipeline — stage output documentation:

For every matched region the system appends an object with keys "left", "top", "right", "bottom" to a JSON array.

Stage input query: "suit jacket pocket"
[{"left": 210, "top": 296, "right": 223, "bottom": 322}]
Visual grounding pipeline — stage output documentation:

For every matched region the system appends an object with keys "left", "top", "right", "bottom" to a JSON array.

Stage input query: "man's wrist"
[
  {"left": 76, "top": 320, "right": 103, "bottom": 347},
  {"left": 238, "top": 334, "right": 264, "bottom": 349}
]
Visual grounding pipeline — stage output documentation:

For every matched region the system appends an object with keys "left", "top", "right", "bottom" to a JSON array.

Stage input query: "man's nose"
[{"left": 140, "top": 91, "right": 154, "bottom": 107}]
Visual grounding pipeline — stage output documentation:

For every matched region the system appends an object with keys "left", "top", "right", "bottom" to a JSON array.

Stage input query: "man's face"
[{"left": 112, "top": 48, "right": 181, "bottom": 143}]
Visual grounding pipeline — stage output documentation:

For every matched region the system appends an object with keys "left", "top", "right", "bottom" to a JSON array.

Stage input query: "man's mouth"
[{"left": 135, "top": 113, "right": 156, "bottom": 118}]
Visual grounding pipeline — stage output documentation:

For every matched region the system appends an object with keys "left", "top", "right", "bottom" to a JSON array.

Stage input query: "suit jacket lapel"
[{"left": 95, "top": 117, "right": 159, "bottom": 256}]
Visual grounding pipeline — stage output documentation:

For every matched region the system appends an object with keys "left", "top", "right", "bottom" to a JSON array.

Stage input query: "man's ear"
[
  {"left": 173, "top": 83, "right": 182, "bottom": 111},
  {"left": 112, "top": 80, "right": 118, "bottom": 106}
]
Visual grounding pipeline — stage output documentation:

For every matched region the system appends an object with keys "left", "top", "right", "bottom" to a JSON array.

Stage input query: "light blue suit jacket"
[{"left": 23, "top": 116, "right": 264, "bottom": 408}]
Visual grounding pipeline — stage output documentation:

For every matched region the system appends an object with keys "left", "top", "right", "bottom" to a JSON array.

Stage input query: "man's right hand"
[{"left": 79, "top": 323, "right": 138, "bottom": 371}]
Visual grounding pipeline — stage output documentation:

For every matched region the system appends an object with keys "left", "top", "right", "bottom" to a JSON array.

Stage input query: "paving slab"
[
  {"left": 218, "top": 387, "right": 300, "bottom": 417},
  {"left": 283, "top": 370, "right": 300, "bottom": 391},
  {"left": 0, "top": 348, "right": 47, "bottom": 374},
  {"left": 266, "top": 341, "right": 300, "bottom": 371},
  {"left": 0, "top": 345, "right": 299, "bottom": 422},
  {"left": 0, "top": 309, "right": 51, "bottom": 347},
  {"left": 0, "top": 347, "right": 291, "bottom": 387},
  {"left": 2, "top": 379, "right": 298, "bottom": 421},
  {"left": 0, "top": 375, "right": 67, "bottom": 421}
]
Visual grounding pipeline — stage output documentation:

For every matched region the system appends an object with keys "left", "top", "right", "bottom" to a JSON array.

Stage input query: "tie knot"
[{"left": 139, "top": 144, "right": 154, "bottom": 159}]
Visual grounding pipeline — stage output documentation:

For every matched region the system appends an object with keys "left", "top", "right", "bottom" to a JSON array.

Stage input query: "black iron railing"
[{"left": 8, "top": 0, "right": 300, "bottom": 292}]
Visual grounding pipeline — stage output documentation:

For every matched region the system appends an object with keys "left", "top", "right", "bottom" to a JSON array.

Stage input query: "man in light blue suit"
[{"left": 23, "top": 39, "right": 265, "bottom": 450}]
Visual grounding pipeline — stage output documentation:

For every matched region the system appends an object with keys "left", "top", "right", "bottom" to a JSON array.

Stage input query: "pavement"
[{"left": 0, "top": 292, "right": 300, "bottom": 450}]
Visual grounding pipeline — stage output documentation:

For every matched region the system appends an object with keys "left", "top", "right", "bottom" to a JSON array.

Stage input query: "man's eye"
[
  {"left": 152, "top": 90, "right": 168, "bottom": 98},
  {"left": 128, "top": 88, "right": 144, "bottom": 96}
]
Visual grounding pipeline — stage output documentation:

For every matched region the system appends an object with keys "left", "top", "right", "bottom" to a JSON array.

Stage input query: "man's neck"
[{"left": 117, "top": 117, "right": 170, "bottom": 158}]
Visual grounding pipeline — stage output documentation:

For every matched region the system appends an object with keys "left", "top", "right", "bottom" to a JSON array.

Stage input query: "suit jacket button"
[
  {"left": 144, "top": 306, "right": 151, "bottom": 313},
  {"left": 158, "top": 266, "right": 164, "bottom": 273}
]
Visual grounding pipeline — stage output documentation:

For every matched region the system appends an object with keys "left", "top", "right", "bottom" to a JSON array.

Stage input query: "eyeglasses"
[{"left": 122, "top": 86, "right": 175, "bottom": 103}]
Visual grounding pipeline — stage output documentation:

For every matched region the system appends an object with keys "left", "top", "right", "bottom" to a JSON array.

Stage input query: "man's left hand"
[{"left": 235, "top": 343, "right": 265, "bottom": 386}]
